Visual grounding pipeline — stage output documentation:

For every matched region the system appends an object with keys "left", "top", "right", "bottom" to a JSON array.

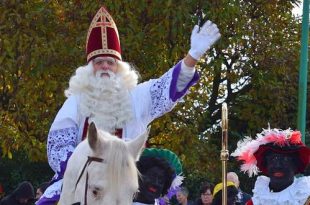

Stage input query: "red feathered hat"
[
  {"left": 232, "top": 128, "right": 310, "bottom": 177},
  {"left": 86, "top": 6, "right": 122, "bottom": 62},
  {"left": 254, "top": 143, "right": 310, "bottom": 175}
]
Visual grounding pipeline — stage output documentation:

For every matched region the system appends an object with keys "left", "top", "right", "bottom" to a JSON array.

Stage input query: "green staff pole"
[{"left": 297, "top": 0, "right": 309, "bottom": 143}]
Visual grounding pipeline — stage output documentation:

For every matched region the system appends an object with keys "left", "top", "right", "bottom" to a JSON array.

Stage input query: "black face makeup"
[
  {"left": 266, "top": 152, "right": 297, "bottom": 192},
  {"left": 136, "top": 166, "right": 166, "bottom": 203}
]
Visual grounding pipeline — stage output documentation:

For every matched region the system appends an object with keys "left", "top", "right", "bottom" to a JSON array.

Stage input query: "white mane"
[{"left": 58, "top": 123, "right": 147, "bottom": 205}]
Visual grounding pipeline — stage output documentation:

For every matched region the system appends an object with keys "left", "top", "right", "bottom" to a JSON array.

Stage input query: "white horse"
[{"left": 58, "top": 122, "right": 147, "bottom": 205}]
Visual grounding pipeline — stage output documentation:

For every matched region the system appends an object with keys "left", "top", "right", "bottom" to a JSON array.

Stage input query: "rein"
[{"left": 73, "top": 156, "right": 104, "bottom": 205}]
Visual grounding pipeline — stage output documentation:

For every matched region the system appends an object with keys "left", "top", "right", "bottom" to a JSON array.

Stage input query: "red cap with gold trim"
[{"left": 86, "top": 6, "right": 122, "bottom": 62}]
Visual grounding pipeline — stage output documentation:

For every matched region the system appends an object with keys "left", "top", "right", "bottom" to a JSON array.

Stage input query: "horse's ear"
[
  {"left": 88, "top": 122, "right": 98, "bottom": 150},
  {"left": 127, "top": 128, "right": 149, "bottom": 160}
]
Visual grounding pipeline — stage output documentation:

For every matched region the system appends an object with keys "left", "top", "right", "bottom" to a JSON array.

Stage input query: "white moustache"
[{"left": 95, "top": 70, "right": 116, "bottom": 79}]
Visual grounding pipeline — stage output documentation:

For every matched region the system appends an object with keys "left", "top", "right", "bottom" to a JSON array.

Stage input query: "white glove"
[{"left": 188, "top": 20, "right": 221, "bottom": 60}]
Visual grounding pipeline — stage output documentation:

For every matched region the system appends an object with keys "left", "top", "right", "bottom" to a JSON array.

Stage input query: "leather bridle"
[{"left": 72, "top": 156, "right": 104, "bottom": 205}]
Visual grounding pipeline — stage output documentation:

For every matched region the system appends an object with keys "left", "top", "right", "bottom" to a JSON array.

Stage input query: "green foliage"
[{"left": 0, "top": 0, "right": 80, "bottom": 161}]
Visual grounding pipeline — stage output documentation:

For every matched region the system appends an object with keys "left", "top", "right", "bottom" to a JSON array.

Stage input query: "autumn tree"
[{"left": 146, "top": 0, "right": 305, "bottom": 186}]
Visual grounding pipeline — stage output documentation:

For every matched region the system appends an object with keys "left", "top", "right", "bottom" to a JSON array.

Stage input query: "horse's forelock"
[{"left": 104, "top": 138, "right": 139, "bottom": 199}]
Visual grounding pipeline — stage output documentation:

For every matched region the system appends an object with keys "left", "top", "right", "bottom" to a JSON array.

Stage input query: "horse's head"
[{"left": 59, "top": 122, "right": 148, "bottom": 205}]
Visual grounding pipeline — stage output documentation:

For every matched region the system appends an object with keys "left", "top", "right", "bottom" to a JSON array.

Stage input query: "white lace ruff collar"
[{"left": 252, "top": 175, "right": 310, "bottom": 205}]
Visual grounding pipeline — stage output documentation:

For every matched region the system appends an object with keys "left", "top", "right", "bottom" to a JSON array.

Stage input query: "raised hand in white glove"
[{"left": 188, "top": 20, "right": 221, "bottom": 60}]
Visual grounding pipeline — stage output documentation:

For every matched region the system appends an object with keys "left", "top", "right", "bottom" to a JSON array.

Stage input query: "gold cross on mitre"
[
  {"left": 86, "top": 7, "right": 120, "bottom": 52},
  {"left": 86, "top": 7, "right": 121, "bottom": 56},
  {"left": 95, "top": 7, "right": 113, "bottom": 34}
]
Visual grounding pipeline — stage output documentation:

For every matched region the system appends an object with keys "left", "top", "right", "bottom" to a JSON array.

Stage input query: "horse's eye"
[{"left": 91, "top": 186, "right": 102, "bottom": 199}]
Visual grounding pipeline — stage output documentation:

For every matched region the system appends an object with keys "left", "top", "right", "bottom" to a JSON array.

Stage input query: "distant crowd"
[
  {"left": 174, "top": 172, "right": 251, "bottom": 205},
  {"left": 0, "top": 181, "right": 48, "bottom": 205},
  {"left": 0, "top": 171, "right": 251, "bottom": 205}
]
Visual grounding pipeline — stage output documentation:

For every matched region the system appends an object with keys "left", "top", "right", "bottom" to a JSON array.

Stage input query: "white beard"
[{"left": 65, "top": 64, "right": 133, "bottom": 133}]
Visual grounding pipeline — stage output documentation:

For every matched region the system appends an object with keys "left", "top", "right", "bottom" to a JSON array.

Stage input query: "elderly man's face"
[
  {"left": 266, "top": 152, "right": 296, "bottom": 191},
  {"left": 176, "top": 191, "right": 187, "bottom": 204},
  {"left": 93, "top": 57, "right": 118, "bottom": 77}
]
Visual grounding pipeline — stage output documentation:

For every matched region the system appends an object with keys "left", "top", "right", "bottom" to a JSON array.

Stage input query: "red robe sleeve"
[{"left": 246, "top": 199, "right": 253, "bottom": 205}]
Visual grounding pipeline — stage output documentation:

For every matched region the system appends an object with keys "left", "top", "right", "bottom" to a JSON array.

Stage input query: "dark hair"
[
  {"left": 193, "top": 182, "right": 214, "bottom": 205},
  {"left": 211, "top": 185, "right": 238, "bottom": 205},
  {"left": 200, "top": 181, "right": 214, "bottom": 194},
  {"left": 137, "top": 156, "right": 175, "bottom": 195},
  {"left": 12, "top": 181, "right": 34, "bottom": 200},
  {"left": 38, "top": 182, "right": 49, "bottom": 193}
]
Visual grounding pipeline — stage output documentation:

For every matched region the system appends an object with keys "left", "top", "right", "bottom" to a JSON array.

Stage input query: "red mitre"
[{"left": 86, "top": 6, "right": 122, "bottom": 62}]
